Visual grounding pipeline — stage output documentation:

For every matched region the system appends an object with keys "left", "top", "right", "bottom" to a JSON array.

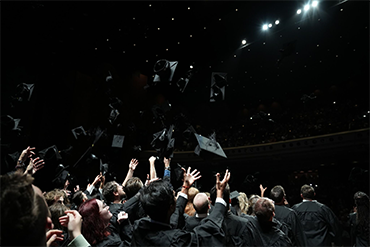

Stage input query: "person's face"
[
  {"left": 97, "top": 199, "right": 112, "bottom": 224},
  {"left": 115, "top": 183, "right": 125, "bottom": 198}
]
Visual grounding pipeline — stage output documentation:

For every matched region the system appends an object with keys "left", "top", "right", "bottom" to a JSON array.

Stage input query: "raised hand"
[
  {"left": 46, "top": 229, "right": 64, "bottom": 247},
  {"left": 117, "top": 211, "right": 128, "bottom": 224},
  {"left": 59, "top": 210, "right": 83, "bottom": 240},
  {"left": 25, "top": 157, "right": 45, "bottom": 175},
  {"left": 129, "top": 159, "right": 139, "bottom": 170},
  {"left": 259, "top": 184, "right": 267, "bottom": 197},
  {"left": 216, "top": 169, "right": 230, "bottom": 198},
  {"left": 92, "top": 173, "right": 102, "bottom": 186},
  {"left": 20, "top": 146, "right": 36, "bottom": 161},
  {"left": 182, "top": 167, "right": 201, "bottom": 187}
]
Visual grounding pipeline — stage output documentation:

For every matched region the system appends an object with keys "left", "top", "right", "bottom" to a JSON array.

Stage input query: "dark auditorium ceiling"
[{"left": 1, "top": 1, "right": 369, "bottom": 182}]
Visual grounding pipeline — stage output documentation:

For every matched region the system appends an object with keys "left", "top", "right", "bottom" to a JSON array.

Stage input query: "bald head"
[{"left": 193, "top": 193, "right": 210, "bottom": 214}]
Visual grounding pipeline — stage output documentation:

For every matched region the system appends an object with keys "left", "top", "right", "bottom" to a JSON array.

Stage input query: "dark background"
[{"left": 1, "top": 1, "right": 369, "bottom": 213}]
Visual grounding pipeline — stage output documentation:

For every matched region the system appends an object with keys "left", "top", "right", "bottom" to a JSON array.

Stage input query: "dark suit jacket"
[
  {"left": 183, "top": 214, "right": 205, "bottom": 231},
  {"left": 242, "top": 215, "right": 292, "bottom": 246},
  {"left": 131, "top": 200, "right": 227, "bottom": 247},
  {"left": 292, "top": 200, "right": 342, "bottom": 246},
  {"left": 274, "top": 204, "right": 307, "bottom": 246}
]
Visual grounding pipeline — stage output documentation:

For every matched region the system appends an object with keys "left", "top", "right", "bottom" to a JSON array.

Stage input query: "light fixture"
[
  {"left": 242, "top": 39, "right": 247, "bottom": 45},
  {"left": 297, "top": 9, "right": 302, "bottom": 14},
  {"left": 312, "top": 1, "right": 318, "bottom": 7},
  {"left": 275, "top": 20, "right": 280, "bottom": 25},
  {"left": 304, "top": 4, "right": 310, "bottom": 11},
  {"left": 262, "top": 24, "right": 268, "bottom": 30}
]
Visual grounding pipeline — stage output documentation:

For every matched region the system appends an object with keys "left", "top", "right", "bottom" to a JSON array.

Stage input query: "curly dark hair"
[{"left": 102, "top": 181, "right": 118, "bottom": 203}]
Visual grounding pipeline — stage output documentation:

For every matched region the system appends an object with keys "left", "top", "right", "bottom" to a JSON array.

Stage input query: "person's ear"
[
  {"left": 113, "top": 191, "right": 119, "bottom": 197},
  {"left": 46, "top": 216, "right": 54, "bottom": 231},
  {"left": 300, "top": 193, "right": 303, "bottom": 199}
]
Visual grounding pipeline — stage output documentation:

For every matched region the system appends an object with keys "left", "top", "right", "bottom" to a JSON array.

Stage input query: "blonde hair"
[{"left": 238, "top": 192, "right": 249, "bottom": 215}]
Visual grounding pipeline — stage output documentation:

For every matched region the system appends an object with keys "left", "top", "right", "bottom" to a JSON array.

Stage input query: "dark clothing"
[
  {"left": 292, "top": 200, "right": 342, "bottom": 246},
  {"left": 241, "top": 214, "right": 292, "bottom": 246},
  {"left": 221, "top": 211, "right": 259, "bottom": 247},
  {"left": 131, "top": 202, "right": 227, "bottom": 247},
  {"left": 274, "top": 204, "right": 307, "bottom": 246},
  {"left": 95, "top": 224, "right": 126, "bottom": 247},
  {"left": 108, "top": 191, "right": 146, "bottom": 225},
  {"left": 183, "top": 214, "right": 205, "bottom": 231},
  {"left": 349, "top": 212, "right": 369, "bottom": 247}
]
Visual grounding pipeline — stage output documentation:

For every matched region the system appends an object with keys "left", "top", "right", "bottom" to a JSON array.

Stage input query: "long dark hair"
[
  {"left": 354, "top": 191, "right": 369, "bottom": 240},
  {"left": 78, "top": 198, "right": 110, "bottom": 245}
]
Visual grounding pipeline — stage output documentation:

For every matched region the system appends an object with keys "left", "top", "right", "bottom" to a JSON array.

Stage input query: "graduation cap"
[
  {"left": 151, "top": 101, "right": 171, "bottom": 121},
  {"left": 194, "top": 133, "right": 227, "bottom": 159},
  {"left": 153, "top": 59, "right": 178, "bottom": 84},
  {"left": 52, "top": 165, "right": 70, "bottom": 189},
  {"left": 112, "top": 135, "right": 125, "bottom": 148},
  {"left": 230, "top": 190, "right": 240, "bottom": 200},
  {"left": 38, "top": 145, "right": 63, "bottom": 162},
  {"left": 1, "top": 115, "right": 22, "bottom": 131},
  {"left": 15, "top": 83, "right": 35, "bottom": 102},
  {"left": 100, "top": 159, "right": 109, "bottom": 176},
  {"left": 151, "top": 125, "right": 175, "bottom": 158},
  {"left": 71, "top": 126, "right": 87, "bottom": 140},
  {"left": 108, "top": 106, "right": 120, "bottom": 125},
  {"left": 210, "top": 72, "right": 227, "bottom": 102}
]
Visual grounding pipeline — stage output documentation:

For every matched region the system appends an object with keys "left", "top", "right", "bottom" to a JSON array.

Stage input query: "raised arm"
[
  {"left": 24, "top": 157, "right": 45, "bottom": 176},
  {"left": 180, "top": 167, "right": 201, "bottom": 195},
  {"left": 259, "top": 184, "right": 267, "bottom": 197},
  {"left": 148, "top": 156, "right": 157, "bottom": 180},
  {"left": 16, "top": 146, "right": 36, "bottom": 170},
  {"left": 122, "top": 158, "right": 139, "bottom": 187}
]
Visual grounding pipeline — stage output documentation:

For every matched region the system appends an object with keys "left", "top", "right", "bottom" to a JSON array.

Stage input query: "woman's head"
[{"left": 78, "top": 198, "right": 111, "bottom": 244}]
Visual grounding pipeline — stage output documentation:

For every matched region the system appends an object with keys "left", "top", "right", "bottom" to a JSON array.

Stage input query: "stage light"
[
  {"left": 242, "top": 39, "right": 247, "bottom": 45},
  {"left": 268, "top": 23, "right": 272, "bottom": 28},
  {"left": 304, "top": 4, "right": 310, "bottom": 11},
  {"left": 312, "top": 1, "right": 319, "bottom": 7},
  {"left": 275, "top": 20, "right": 280, "bottom": 25},
  {"left": 297, "top": 9, "right": 302, "bottom": 14},
  {"left": 262, "top": 24, "right": 268, "bottom": 30},
  {"left": 190, "top": 65, "right": 193, "bottom": 69}
]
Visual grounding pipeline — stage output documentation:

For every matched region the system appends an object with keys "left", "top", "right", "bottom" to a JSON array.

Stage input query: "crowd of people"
[
  {"left": 1, "top": 145, "right": 369, "bottom": 246},
  {"left": 176, "top": 97, "right": 369, "bottom": 150}
]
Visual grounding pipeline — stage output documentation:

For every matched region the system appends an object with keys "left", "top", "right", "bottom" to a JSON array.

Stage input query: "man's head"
[
  {"left": 193, "top": 192, "right": 210, "bottom": 214},
  {"left": 102, "top": 181, "right": 125, "bottom": 203},
  {"left": 0, "top": 172, "right": 53, "bottom": 246},
  {"left": 140, "top": 180, "right": 176, "bottom": 222},
  {"left": 300, "top": 184, "right": 315, "bottom": 200},
  {"left": 254, "top": 197, "right": 275, "bottom": 223},
  {"left": 72, "top": 191, "right": 88, "bottom": 208},
  {"left": 44, "top": 189, "right": 66, "bottom": 206},
  {"left": 270, "top": 185, "right": 286, "bottom": 204},
  {"left": 124, "top": 177, "right": 143, "bottom": 199}
]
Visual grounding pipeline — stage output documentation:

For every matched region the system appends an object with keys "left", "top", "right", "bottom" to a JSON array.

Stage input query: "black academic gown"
[
  {"left": 243, "top": 216, "right": 292, "bottom": 247},
  {"left": 349, "top": 212, "right": 369, "bottom": 247},
  {"left": 131, "top": 200, "right": 227, "bottom": 247},
  {"left": 274, "top": 204, "right": 307, "bottom": 246},
  {"left": 292, "top": 200, "right": 342, "bottom": 247},
  {"left": 220, "top": 211, "right": 260, "bottom": 247},
  {"left": 95, "top": 224, "right": 127, "bottom": 247},
  {"left": 183, "top": 214, "right": 205, "bottom": 231}
]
